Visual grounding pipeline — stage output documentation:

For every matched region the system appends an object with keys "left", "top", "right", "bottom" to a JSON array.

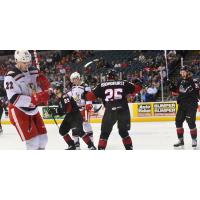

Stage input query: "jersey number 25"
[{"left": 105, "top": 88, "right": 123, "bottom": 101}]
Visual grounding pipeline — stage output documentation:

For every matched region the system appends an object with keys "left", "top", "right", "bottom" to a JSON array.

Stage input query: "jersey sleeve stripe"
[
  {"left": 9, "top": 94, "right": 20, "bottom": 105},
  {"left": 15, "top": 75, "right": 25, "bottom": 81}
]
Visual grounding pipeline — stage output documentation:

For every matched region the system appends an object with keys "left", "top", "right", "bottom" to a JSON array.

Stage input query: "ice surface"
[{"left": 0, "top": 121, "right": 199, "bottom": 150}]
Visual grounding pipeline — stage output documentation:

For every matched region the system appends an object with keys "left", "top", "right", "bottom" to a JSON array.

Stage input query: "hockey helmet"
[
  {"left": 70, "top": 72, "right": 81, "bottom": 82},
  {"left": 14, "top": 50, "right": 32, "bottom": 63},
  {"left": 54, "top": 83, "right": 63, "bottom": 92},
  {"left": 106, "top": 69, "right": 118, "bottom": 80},
  {"left": 180, "top": 65, "right": 191, "bottom": 72}
]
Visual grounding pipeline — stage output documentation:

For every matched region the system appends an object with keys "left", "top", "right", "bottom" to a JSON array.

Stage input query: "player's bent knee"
[
  {"left": 175, "top": 120, "right": 183, "bottom": 128},
  {"left": 59, "top": 127, "right": 68, "bottom": 136},
  {"left": 185, "top": 116, "right": 196, "bottom": 129},
  {"left": 83, "top": 122, "right": 93, "bottom": 133},
  {"left": 119, "top": 130, "right": 129, "bottom": 138},
  {"left": 100, "top": 132, "right": 110, "bottom": 140}
]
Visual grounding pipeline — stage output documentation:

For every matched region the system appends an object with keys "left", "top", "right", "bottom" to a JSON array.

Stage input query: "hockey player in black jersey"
[
  {"left": 167, "top": 66, "right": 200, "bottom": 149},
  {"left": 0, "top": 85, "right": 7, "bottom": 134},
  {"left": 86, "top": 69, "right": 142, "bottom": 150},
  {"left": 49, "top": 84, "right": 96, "bottom": 150}
]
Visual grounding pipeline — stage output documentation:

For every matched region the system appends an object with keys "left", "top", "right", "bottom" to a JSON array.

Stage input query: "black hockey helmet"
[
  {"left": 54, "top": 83, "right": 64, "bottom": 92},
  {"left": 180, "top": 65, "right": 191, "bottom": 72},
  {"left": 106, "top": 69, "right": 118, "bottom": 80}
]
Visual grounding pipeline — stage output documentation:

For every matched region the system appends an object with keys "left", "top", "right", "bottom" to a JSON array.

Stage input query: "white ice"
[{"left": 0, "top": 121, "right": 199, "bottom": 150}]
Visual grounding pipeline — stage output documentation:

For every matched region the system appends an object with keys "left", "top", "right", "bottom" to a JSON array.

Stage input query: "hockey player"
[
  {"left": 4, "top": 50, "right": 50, "bottom": 150},
  {"left": 69, "top": 72, "right": 94, "bottom": 149},
  {"left": 167, "top": 66, "right": 200, "bottom": 149},
  {"left": 0, "top": 85, "right": 7, "bottom": 134},
  {"left": 48, "top": 84, "right": 96, "bottom": 150},
  {"left": 86, "top": 69, "right": 142, "bottom": 150}
]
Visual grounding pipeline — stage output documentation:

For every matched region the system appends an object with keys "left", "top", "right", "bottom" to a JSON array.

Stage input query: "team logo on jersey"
[
  {"left": 73, "top": 93, "right": 81, "bottom": 103},
  {"left": 29, "top": 83, "right": 36, "bottom": 92}
]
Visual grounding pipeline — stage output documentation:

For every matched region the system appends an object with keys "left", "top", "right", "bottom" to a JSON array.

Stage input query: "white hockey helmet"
[
  {"left": 70, "top": 72, "right": 81, "bottom": 82},
  {"left": 14, "top": 50, "right": 32, "bottom": 63}
]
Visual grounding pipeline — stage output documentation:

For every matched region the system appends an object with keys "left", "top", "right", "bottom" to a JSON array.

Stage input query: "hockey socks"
[
  {"left": 63, "top": 134, "right": 75, "bottom": 147},
  {"left": 82, "top": 134, "right": 96, "bottom": 149},
  {"left": 122, "top": 136, "right": 133, "bottom": 150},
  {"left": 190, "top": 128, "right": 197, "bottom": 140},
  {"left": 86, "top": 131, "right": 94, "bottom": 142},
  {"left": 98, "top": 139, "right": 107, "bottom": 150},
  {"left": 176, "top": 127, "right": 184, "bottom": 139}
]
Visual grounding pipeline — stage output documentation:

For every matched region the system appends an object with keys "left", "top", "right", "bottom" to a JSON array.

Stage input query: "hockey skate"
[
  {"left": 75, "top": 142, "right": 81, "bottom": 150},
  {"left": 0, "top": 127, "right": 3, "bottom": 135},
  {"left": 88, "top": 144, "right": 97, "bottom": 150},
  {"left": 174, "top": 139, "right": 184, "bottom": 149},
  {"left": 192, "top": 139, "right": 197, "bottom": 150},
  {"left": 65, "top": 145, "right": 76, "bottom": 150}
]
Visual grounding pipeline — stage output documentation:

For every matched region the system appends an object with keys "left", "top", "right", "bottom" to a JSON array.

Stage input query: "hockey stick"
[
  {"left": 33, "top": 50, "right": 60, "bottom": 129},
  {"left": 84, "top": 59, "right": 99, "bottom": 68},
  {"left": 94, "top": 105, "right": 102, "bottom": 113},
  {"left": 164, "top": 50, "right": 169, "bottom": 80},
  {"left": 33, "top": 50, "right": 40, "bottom": 70},
  {"left": 47, "top": 106, "right": 60, "bottom": 129}
]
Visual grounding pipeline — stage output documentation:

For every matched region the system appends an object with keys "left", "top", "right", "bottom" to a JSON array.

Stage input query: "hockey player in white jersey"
[
  {"left": 70, "top": 72, "right": 94, "bottom": 149},
  {"left": 4, "top": 50, "right": 51, "bottom": 150}
]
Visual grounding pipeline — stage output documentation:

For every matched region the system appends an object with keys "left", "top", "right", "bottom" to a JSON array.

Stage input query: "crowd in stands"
[
  {"left": 0, "top": 50, "right": 192, "bottom": 103},
  {"left": 189, "top": 51, "right": 200, "bottom": 77}
]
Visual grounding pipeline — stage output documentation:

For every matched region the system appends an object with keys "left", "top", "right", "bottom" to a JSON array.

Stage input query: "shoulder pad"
[
  {"left": 79, "top": 82, "right": 87, "bottom": 87},
  {"left": 6, "top": 67, "right": 24, "bottom": 81},
  {"left": 28, "top": 66, "right": 39, "bottom": 75},
  {"left": 28, "top": 66, "right": 38, "bottom": 71}
]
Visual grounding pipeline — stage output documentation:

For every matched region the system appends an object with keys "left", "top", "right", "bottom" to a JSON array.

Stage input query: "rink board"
[{"left": 2, "top": 102, "right": 200, "bottom": 124}]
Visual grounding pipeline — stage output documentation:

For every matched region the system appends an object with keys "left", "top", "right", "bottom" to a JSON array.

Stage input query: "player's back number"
[
  {"left": 105, "top": 88, "right": 123, "bottom": 101},
  {"left": 5, "top": 81, "right": 14, "bottom": 90}
]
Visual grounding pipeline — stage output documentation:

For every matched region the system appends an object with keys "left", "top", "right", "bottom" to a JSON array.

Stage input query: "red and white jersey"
[
  {"left": 4, "top": 66, "right": 41, "bottom": 115},
  {"left": 70, "top": 82, "right": 92, "bottom": 111}
]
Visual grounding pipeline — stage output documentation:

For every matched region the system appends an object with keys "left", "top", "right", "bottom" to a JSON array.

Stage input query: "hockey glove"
[
  {"left": 48, "top": 107, "right": 57, "bottom": 116},
  {"left": 31, "top": 90, "right": 49, "bottom": 106},
  {"left": 36, "top": 73, "right": 51, "bottom": 91},
  {"left": 85, "top": 104, "right": 93, "bottom": 111}
]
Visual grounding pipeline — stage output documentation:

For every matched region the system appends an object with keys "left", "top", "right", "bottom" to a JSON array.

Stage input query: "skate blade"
[{"left": 174, "top": 145, "right": 184, "bottom": 150}]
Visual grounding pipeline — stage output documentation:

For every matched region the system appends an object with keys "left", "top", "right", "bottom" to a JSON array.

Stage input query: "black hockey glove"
[
  {"left": 132, "top": 78, "right": 143, "bottom": 87},
  {"left": 166, "top": 79, "right": 175, "bottom": 90},
  {"left": 166, "top": 79, "right": 171, "bottom": 86},
  {"left": 47, "top": 107, "right": 57, "bottom": 116}
]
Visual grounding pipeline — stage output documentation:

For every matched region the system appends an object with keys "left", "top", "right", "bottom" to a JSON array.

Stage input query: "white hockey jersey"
[
  {"left": 4, "top": 66, "right": 41, "bottom": 115},
  {"left": 70, "top": 83, "right": 92, "bottom": 111}
]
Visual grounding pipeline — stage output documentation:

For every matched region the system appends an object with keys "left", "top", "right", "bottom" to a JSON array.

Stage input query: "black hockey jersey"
[
  {"left": 169, "top": 77, "right": 200, "bottom": 104},
  {"left": 55, "top": 92, "right": 79, "bottom": 116},
  {"left": 92, "top": 80, "right": 135, "bottom": 110}
]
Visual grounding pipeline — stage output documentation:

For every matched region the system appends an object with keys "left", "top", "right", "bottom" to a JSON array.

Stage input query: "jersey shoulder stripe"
[
  {"left": 29, "top": 66, "right": 39, "bottom": 75},
  {"left": 80, "top": 82, "right": 88, "bottom": 87},
  {"left": 28, "top": 66, "right": 39, "bottom": 71},
  {"left": 6, "top": 68, "right": 25, "bottom": 81}
]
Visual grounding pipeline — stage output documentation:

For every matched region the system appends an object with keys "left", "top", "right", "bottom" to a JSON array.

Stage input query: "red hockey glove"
[
  {"left": 86, "top": 92, "right": 97, "bottom": 101},
  {"left": 31, "top": 90, "right": 50, "bottom": 106},
  {"left": 134, "top": 84, "right": 142, "bottom": 93},
  {"left": 36, "top": 74, "right": 51, "bottom": 91},
  {"left": 85, "top": 104, "right": 93, "bottom": 111}
]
